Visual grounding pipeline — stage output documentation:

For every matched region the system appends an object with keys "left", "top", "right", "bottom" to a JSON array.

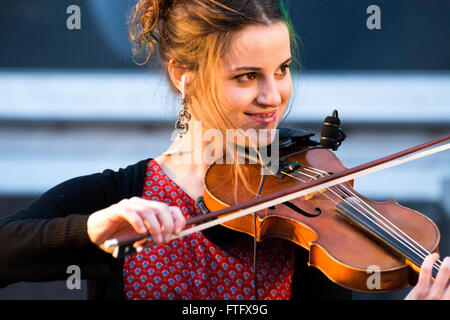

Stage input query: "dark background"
[{"left": 1, "top": 0, "right": 449, "bottom": 70}]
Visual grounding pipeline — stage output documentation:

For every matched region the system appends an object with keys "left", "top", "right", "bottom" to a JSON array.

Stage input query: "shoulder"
[
  {"left": 10, "top": 158, "right": 153, "bottom": 220},
  {"left": 50, "top": 157, "right": 152, "bottom": 206},
  {"left": 53, "top": 157, "right": 151, "bottom": 193},
  {"left": 95, "top": 158, "right": 152, "bottom": 191}
]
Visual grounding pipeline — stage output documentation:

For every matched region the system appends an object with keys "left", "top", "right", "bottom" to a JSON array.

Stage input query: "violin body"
[{"left": 202, "top": 145, "right": 441, "bottom": 293}]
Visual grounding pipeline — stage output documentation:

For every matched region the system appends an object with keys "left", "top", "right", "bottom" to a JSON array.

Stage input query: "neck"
[
  {"left": 156, "top": 125, "right": 223, "bottom": 199},
  {"left": 165, "top": 120, "right": 225, "bottom": 172}
]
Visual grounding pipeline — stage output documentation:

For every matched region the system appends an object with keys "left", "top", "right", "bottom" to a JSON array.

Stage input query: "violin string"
[
  {"left": 301, "top": 166, "right": 442, "bottom": 271},
  {"left": 302, "top": 166, "right": 443, "bottom": 270},
  {"left": 296, "top": 166, "right": 442, "bottom": 271},
  {"left": 302, "top": 166, "right": 428, "bottom": 252},
  {"left": 296, "top": 168, "right": 442, "bottom": 274},
  {"left": 281, "top": 168, "right": 441, "bottom": 271}
]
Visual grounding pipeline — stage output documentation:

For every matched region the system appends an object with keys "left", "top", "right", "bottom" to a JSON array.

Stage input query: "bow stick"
[{"left": 105, "top": 135, "right": 449, "bottom": 258}]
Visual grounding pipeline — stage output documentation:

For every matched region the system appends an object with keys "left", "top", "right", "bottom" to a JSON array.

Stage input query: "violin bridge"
[{"left": 304, "top": 188, "right": 327, "bottom": 201}]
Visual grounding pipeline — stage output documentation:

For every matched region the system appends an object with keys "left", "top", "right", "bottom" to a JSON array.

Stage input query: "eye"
[
  {"left": 235, "top": 72, "right": 257, "bottom": 82},
  {"left": 278, "top": 64, "right": 291, "bottom": 76}
]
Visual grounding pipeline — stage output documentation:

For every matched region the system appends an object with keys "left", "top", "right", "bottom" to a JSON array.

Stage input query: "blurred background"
[{"left": 0, "top": 0, "right": 448, "bottom": 300}]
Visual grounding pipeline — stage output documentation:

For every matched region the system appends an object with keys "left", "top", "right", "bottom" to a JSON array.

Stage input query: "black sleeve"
[{"left": 0, "top": 158, "right": 149, "bottom": 288}]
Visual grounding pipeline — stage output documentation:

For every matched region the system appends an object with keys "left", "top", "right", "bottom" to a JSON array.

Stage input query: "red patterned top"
[{"left": 123, "top": 159, "right": 295, "bottom": 300}]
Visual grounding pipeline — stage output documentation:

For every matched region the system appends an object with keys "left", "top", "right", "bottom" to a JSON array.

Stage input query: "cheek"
[
  {"left": 279, "top": 79, "right": 292, "bottom": 113},
  {"left": 225, "top": 88, "right": 254, "bottom": 111},
  {"left": 281, "top": 77, "right": 293, "bottom": 101},
  {"left": 222, "top": 77, "right": 292, "bottom": 113}
]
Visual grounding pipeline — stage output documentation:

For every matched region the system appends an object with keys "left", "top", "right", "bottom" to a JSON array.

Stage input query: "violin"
[
  {"left": 104, "top": 115, "right": 449, "bottom": 293},
  {"left": 199, "top": 142, "right": 443, "bottom": 293}
]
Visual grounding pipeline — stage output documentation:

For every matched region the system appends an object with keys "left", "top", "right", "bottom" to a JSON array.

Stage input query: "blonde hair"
[{"left": 128, "top": 0, "right": 300, "bottom": 201}]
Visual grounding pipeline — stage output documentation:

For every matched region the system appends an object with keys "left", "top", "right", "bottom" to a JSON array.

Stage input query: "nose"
[{"left": 255, "top": 78, "right": 282, "bottom": 107}]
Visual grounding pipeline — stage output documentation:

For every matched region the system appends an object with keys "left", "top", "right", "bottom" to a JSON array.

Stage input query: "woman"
[{"left": 0, "top": 0, "right": 448, "bottom": 300}]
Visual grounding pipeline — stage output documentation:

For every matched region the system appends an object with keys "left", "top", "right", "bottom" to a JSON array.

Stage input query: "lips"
[{"left": 244, "top": 110, "right": 277, "bottom": 124}]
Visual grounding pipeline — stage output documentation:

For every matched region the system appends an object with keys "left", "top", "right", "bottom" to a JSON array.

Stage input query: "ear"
[{"left": 168, "top": 59, "right": 190, "bottom": 94}]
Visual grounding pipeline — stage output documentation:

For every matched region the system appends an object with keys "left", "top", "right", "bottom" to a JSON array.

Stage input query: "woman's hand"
[
  {"left": 405, "top": 253, "right": 450, "bottom": 300},
  {"left": 87, "top": 197, "right": 186, "bottom": 254}
]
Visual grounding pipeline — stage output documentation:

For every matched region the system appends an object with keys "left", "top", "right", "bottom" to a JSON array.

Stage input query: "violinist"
[{"left": 0, "top": 0, "right": 448, "bottom": 300}]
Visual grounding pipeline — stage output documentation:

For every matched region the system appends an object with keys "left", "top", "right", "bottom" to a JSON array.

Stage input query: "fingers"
[
  {"left": 145, "top": 210, "right": 164, "bottom": 244},
  {"left": 407, "top": 253, "right": 450, "bottom": 300},
  {"left": 408, "top": 253, "right": 439, "bottom": 299},
  {"left": 428, "top": 256, "right": 450, "bottom": 300},
  {"left": 115, "top": 202, "right": 148, "bottom": 235},
  {"left": 152, "top": 203, "right": 175, "bottom": 243},
  {"left": 169, "top": 206, "right": 186, "bottom": 235},
  {"left": 128, "top": 197, "right": 175, "bottom": 243},
  {"left": 444, "top": 281, "right": 450, "bottom": 300},
  {"left": 119, "top": 197, "right": 186, "bottom": 245}
]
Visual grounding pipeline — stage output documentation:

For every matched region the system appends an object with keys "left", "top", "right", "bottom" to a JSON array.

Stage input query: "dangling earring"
[{"left": 175, "top": 74, "right": 192, "bottom": 135}]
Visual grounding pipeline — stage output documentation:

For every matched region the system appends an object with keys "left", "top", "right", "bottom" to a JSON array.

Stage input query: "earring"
[
  {"left": 175, "top": 75, "right": 192, "bottom": 135},
  {"left": 175, "top": 95, "right": 191, "bottom": 135}
]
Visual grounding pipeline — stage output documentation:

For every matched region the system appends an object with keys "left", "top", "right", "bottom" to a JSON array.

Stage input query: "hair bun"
[{"left": 158, "top": 0, "right": 175, "bottom": 20}]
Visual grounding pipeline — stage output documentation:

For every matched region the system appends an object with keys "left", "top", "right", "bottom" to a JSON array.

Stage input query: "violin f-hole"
[{"left": 281, "top": 201, "right": 322, "bottom": 218}]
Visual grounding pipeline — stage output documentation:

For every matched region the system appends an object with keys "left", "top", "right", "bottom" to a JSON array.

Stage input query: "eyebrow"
[{"left": 232, "top": 57, "right": 292, "bottom": 72}]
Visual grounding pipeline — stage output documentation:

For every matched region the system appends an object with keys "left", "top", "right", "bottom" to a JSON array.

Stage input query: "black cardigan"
[
  {"left": 0, "top": 133, "right": 352, "bottom": 300},
  {"left": 0, "top": 158, "right": 150, "bottom": 299}
]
